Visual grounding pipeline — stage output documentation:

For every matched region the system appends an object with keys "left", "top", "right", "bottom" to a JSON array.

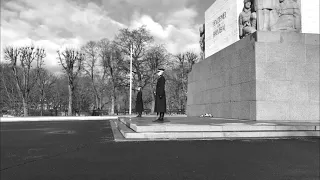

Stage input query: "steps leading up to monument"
[
  {"left": 119, "top": 117, "right": 319, "bottom": 132},
  {"left": 113, "top": 117, "right": 320, "bottom": 140},
  {"left": 110, "top": 119, "right": 127, "bottom": 142}
]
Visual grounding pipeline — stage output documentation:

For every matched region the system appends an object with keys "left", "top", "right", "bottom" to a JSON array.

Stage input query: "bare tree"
[
  {"left": 37, "top": 68, "right": 57, "bottom": 116},
  {"left": 114, "top": 25, "right": 154, "bottom": 87},
  {"left": 172, "top": 51, "right": 199, "bottom": 110},
  {"left": 99, "top": 39, "right": 114, "bottom": 114},
  {"left": 113, "top": 26, "right": 156, "bottom": 113},
  {"left": 99, "top": 38, "right": 125, "bottom": 114},
  {"left": 48, "top": 76, "right": 69, "bottom": 116},
  {"left": 0, "top": 63, "right": 21, "bottom": 115},
  {"left": 144, "top": 44, "right": 170, "bottom": 112},
  {"left": 185, "top": 51, "right": 199, "bottom": 72},
  {"left": 57, "top": 48, "right": 84, "bottom": 116},
  {"left": 73, "top": 76, "right": 95, "bottom": 115},
  {"left": 82, "top": 41, "right": 104, "bottom": 109},
  {"left": 3, "top": 46, "right": 46, "bottom": 116}
]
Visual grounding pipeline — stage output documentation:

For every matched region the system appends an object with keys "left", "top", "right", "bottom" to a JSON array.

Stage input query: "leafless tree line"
[{"left": 0, "top": 26, "right": 198, "bottom": 116}]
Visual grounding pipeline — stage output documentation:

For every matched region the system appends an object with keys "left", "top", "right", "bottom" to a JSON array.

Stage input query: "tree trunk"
[
  {"left": 95, "top": 95, "right": 99, "bottom": 109},
  {"left": 40, "top": 98, "right": 44, "bottom": 116},
  {"left": 150, "top": 76, "right": 155, "bottom": 113},
  {"left": 22, "top": 97, "right": 28, "bottom": 117},
  {"left": 68, "top": 84, "right": 73, "bottom": 116},
  {"left": 111, "top": 96, "right": 115, "bottom": 115},
  {"left": 117, "top": 103, "right": 120, "bottom": 115},
  {"left": 98, "top": 96, "right": 101, "bottom": 109},
  {"left": 79, "top": 98, "right": 81, "bottom": 116},
  {"left": 111, "top": 89, "right": 115, "bottom": 115},
  {"left": 40, "top": 89, "right": 44, "bottom": 116},
  {"left": 99, "top": 95, "right": 102, "bottom": 110},
  {"left": 150, "top": 88, "right": 155, "bottom": 113},
  {"left": 55, "top": 107, "right": 58, "bottom": 116}
]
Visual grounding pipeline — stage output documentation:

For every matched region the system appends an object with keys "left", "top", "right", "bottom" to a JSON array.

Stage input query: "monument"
[
  {"left": 189, "top": 0, "right": 319, "bottom": 121},
  {"left": 203, "top": 0, "right": 319, "bottom": 58}
]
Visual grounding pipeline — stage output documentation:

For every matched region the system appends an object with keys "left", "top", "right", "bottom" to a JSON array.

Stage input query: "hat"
[
  {"left": 157, "top": 68, "right": 165, "bottom": 71},
  {"left": 244, "top": 0, "right": 251, "bottom": 3}
]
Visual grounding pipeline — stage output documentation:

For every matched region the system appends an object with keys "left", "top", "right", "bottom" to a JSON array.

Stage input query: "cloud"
[
  {"left": 101, "top": 0, "right": 192, "bottom": 26},
  {"left": 1, "top": 8, "right": 19, "bottom": 20},
  {"left": 1, "top": 0, "right": 125, "bottom": 72},
  {"left": 4, "top": 1, "right": 25, "bottom": 11},
  {"left": 130, "top": 11, "right": 200, "bottom": 55},
  {"left": 1, "top": 0, "right": 206, "bottom": 71},
  {"left": 166, "top": 8, "right": 198, "bottom": 28}
]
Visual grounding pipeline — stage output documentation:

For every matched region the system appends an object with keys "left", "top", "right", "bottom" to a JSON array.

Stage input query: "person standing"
[
  {"left": 153, "top": 68, "right": 166, "bottom": 122},
  {"left": 135, "top": 86, "right": 143, "bottom": 117}
]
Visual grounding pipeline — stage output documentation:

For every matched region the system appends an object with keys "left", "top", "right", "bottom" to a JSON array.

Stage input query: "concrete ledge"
[
  {"left": 121, "top": 131, "right": 320, "bottom": 139},
  {"left": 255, "top": 31, "right": 320, "bottom": 45},
  {"left": 110, "top": 120, "right": 126, "bottom": 142},
  {"left": 0, "top": 116, "right": 119, "bottom": 122},
  {"left": 119, "top": 117, "right": 320, "bottom": 133},
  {"left": 130, "top": 123, "right": 318, "bottom": 133},
  {"left": 116, "top": 119, "right": 137, "bottom": 139},
  {"left": 116, "top": 117, "right": 320, "bottom": 140}
]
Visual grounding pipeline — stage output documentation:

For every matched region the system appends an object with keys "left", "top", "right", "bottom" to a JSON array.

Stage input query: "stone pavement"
[
  {"left": 1, "top": 120, "right": 319, "bottom": 180},
  {"left": 112, "top": 116, "right": 320, "bottom": 141}
]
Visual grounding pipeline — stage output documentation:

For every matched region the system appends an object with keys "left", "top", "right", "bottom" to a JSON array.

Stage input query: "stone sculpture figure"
[
  {"left": 239, "top": 0, "right": 257, "bottom": 39},
  {"left": 199, "top": 24, "right": 205, "bottom": 60},
  {"left": 254, "top": 0, "right": 280, "bottom": 31},
  {"left": 271, "top": 0, "right": 301, "bottom": 32}
]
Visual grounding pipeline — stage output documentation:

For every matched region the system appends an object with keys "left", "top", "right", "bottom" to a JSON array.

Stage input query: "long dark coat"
[
  {"left": 135, "top": 91, "right": 143, "bottom": 113},
  {"left": 154, "top": 75, "right": 166, "bottom": 113}
]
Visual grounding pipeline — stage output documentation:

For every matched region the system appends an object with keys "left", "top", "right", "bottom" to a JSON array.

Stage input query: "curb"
[{"left": 0, "top": 116, "right": 119, "bottom": 122}]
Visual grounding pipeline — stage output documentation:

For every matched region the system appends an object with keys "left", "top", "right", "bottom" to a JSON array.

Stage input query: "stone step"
[
  {"left": 113, "top": 119, "right": 185, "bottom": 142},
  {"left": 110, "top": 119, "right": 126, "bottom": 141},
  {"left": 116, "top": 118, "right": 320, "bottom": 140},
  {"left": 119, "top": 117, "right": 320, "bottom": 133},
  {"left": 119, "top": 128, "right": 320, "bottom": 140}
]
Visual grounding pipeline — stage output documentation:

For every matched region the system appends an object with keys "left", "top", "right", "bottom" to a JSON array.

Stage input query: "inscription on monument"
[
  {"left": 212, "top": 12, "right": 227, "bottom": 39},
  {"left": 205, "top": 0, "right": 243, "bottom": 58}
]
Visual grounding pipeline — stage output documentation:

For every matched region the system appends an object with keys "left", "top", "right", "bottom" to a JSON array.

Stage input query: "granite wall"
[{"left": 187, "top": 31, "right": 319, "bottom": 121}]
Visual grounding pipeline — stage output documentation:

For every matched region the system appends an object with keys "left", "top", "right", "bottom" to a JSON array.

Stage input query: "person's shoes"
[
  {"left": 136, "top": 115, "right": 141, "bottom": 117},
  {"left": 158, "top": 113, "right": 164, "bottom": 121},
  {"left": 153, "top": 119, "right": 164, "bottom": 123},
  {"left": 153, "top": 117, "right": 162, "bottom": 122}
]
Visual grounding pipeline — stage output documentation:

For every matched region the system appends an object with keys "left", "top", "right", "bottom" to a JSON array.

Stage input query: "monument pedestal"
[{"left": 187, "top": 31, "right": 319, "bottom": 121}]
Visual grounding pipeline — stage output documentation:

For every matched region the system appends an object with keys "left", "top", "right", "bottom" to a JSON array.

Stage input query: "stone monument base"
[{"left": 187, "top": 31, "right": 319, "bottom": 121}]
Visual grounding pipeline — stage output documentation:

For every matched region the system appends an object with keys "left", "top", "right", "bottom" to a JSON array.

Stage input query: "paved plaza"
[{"left": 1, "top": 120, "right": 319, "bottom": 180}]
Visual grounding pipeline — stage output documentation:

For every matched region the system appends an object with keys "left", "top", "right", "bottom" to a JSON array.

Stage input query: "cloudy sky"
[{"left": 1, "top": 0, "right": 213, "bottom": 72}]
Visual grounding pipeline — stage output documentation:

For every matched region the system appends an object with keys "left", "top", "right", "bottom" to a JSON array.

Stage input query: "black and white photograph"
[{"left": 1, "top": 0, "right": 319, "bottom": 179}]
